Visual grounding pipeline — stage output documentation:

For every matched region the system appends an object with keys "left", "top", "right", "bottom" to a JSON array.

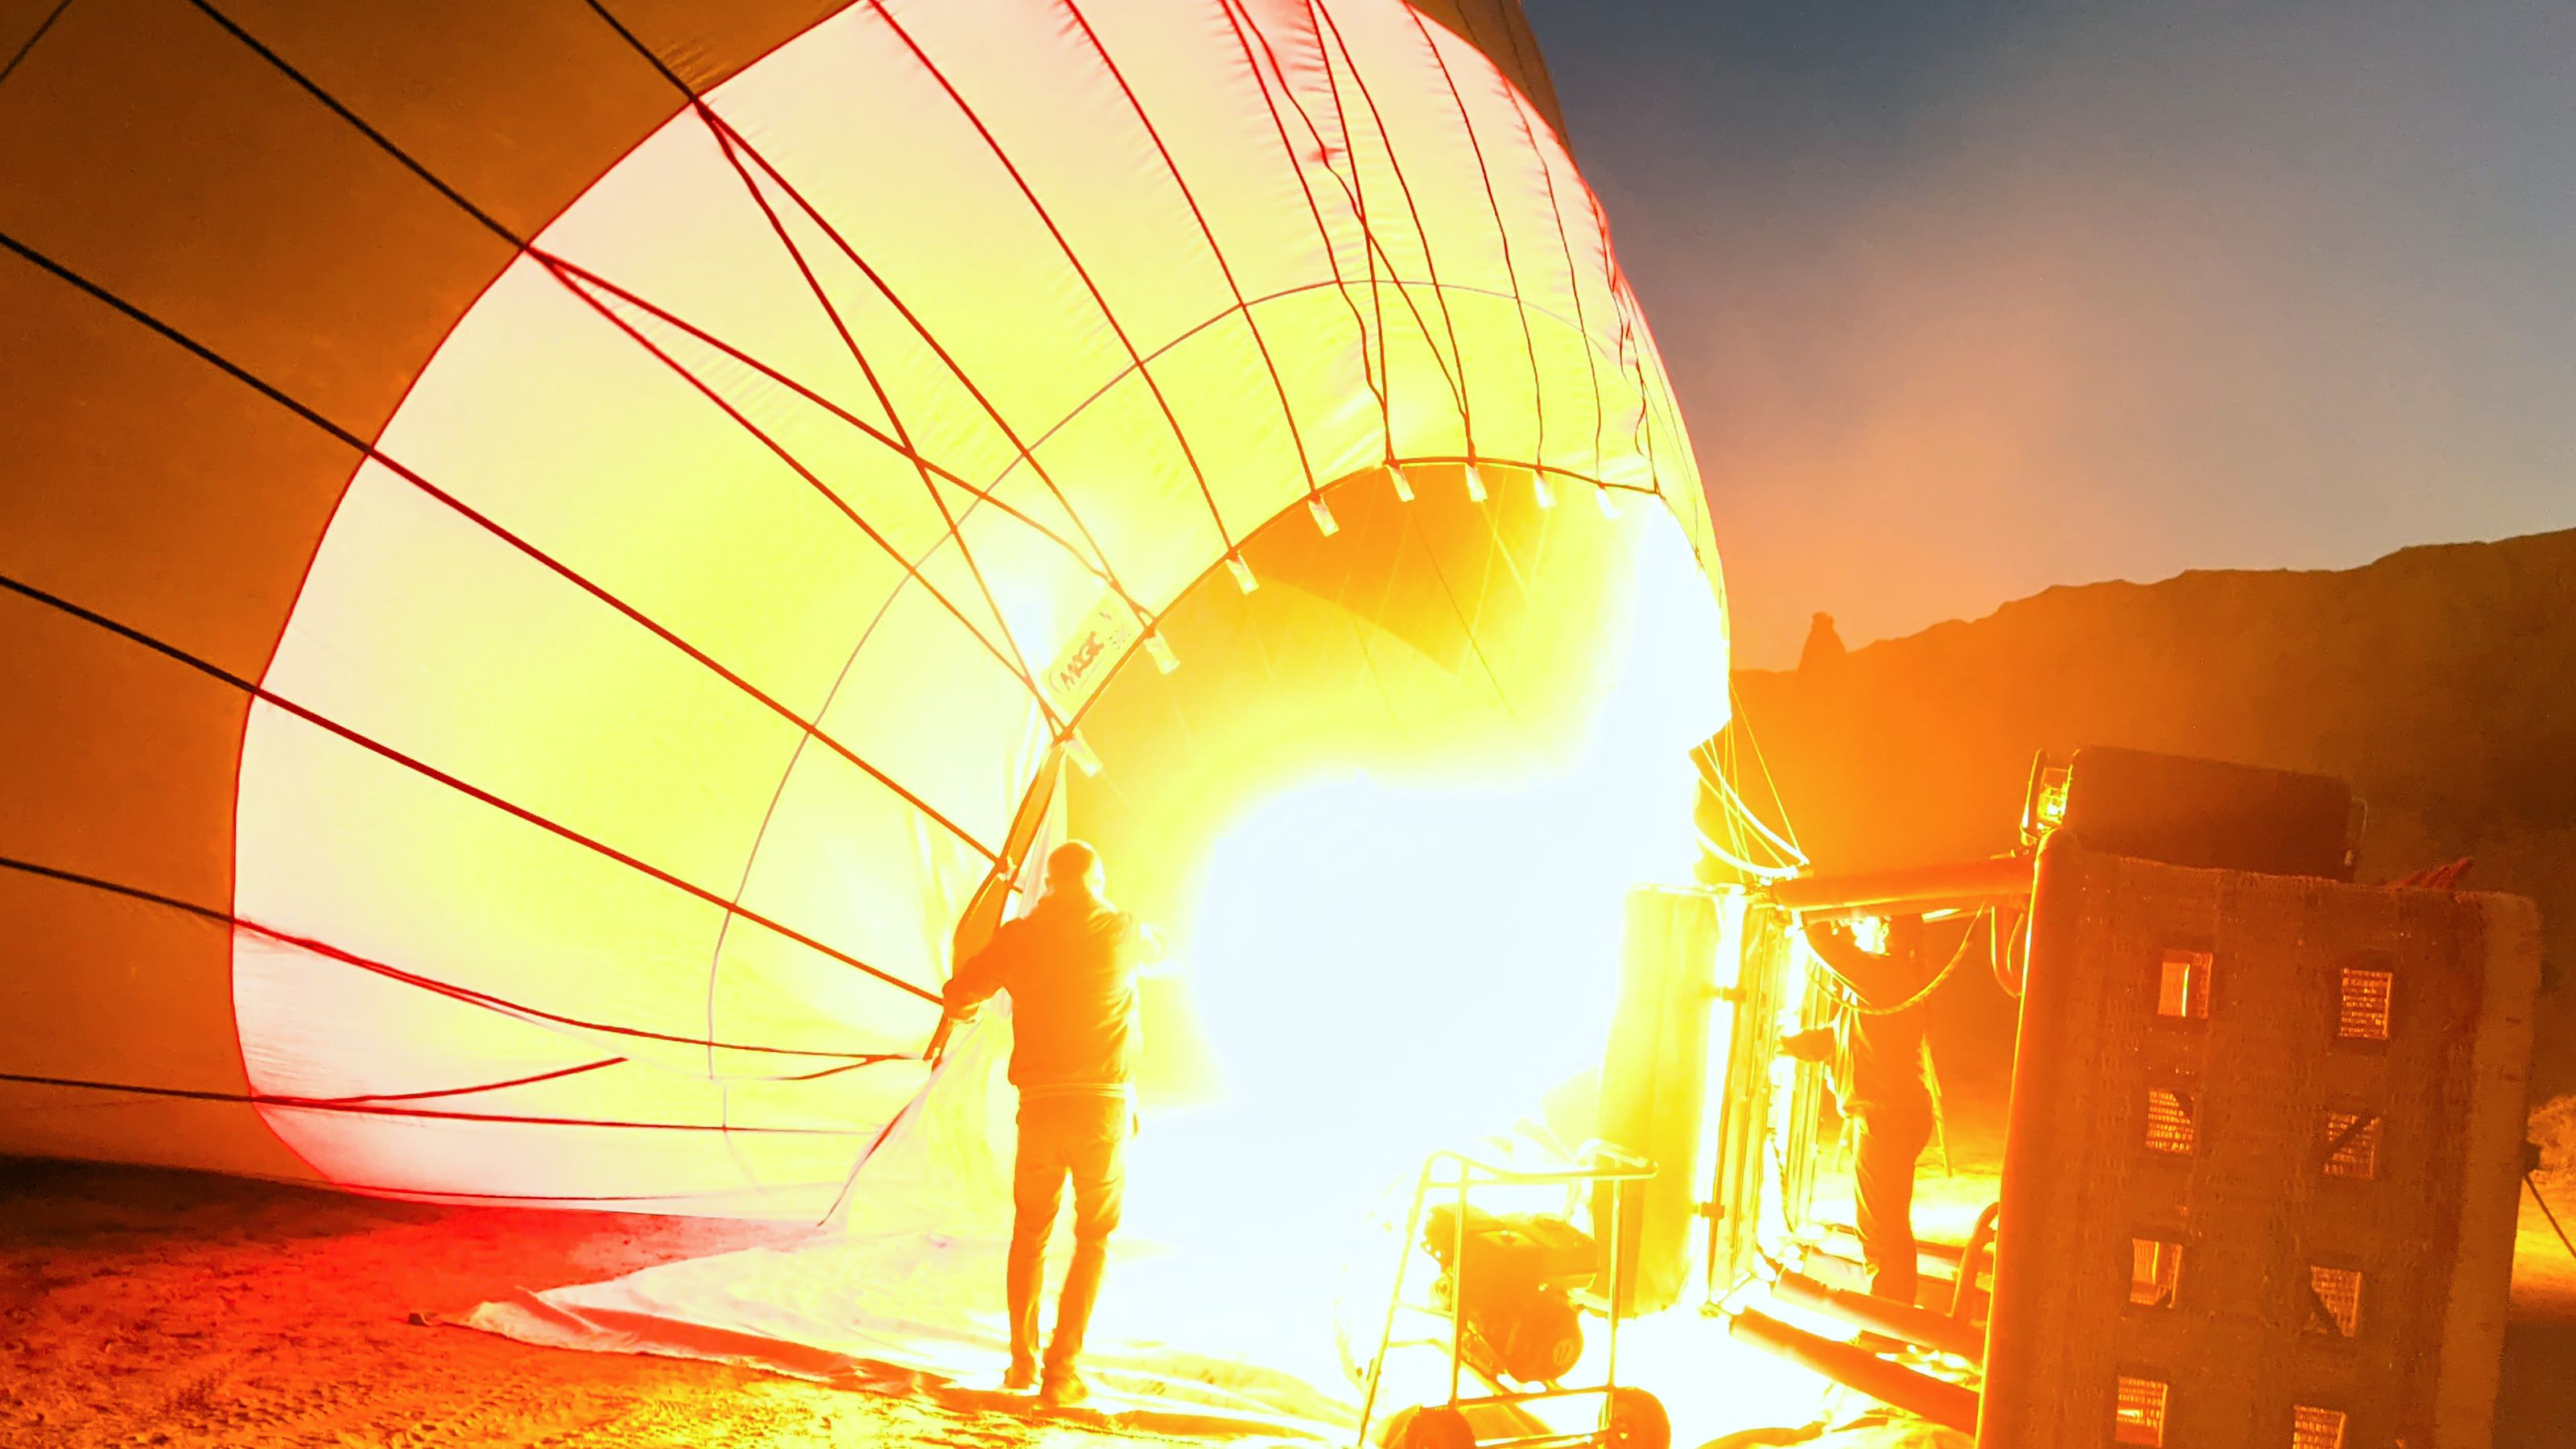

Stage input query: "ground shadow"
[
  {"left": 922, "top": 1381, "right": 1328, "bottom": 1440},
  {"left": 0, "top": 1157, "right": 444, "bottom": 1249},
  {"left": 2495, "top": 1317, "right": 2576, "bottom": 1449}
]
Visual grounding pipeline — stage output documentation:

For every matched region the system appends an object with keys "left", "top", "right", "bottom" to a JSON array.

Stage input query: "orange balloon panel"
[{"left": 0, "top": 0, "right": 1722, "bottom": 1216}]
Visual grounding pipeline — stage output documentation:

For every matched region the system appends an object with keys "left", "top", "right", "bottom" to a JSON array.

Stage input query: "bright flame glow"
[
  {"left": 1092, "top": 525, "right": 1765, "bottom": 1426},
  {"left": 1136, "top": 522, "right": 1724, "bottom": 1238}
]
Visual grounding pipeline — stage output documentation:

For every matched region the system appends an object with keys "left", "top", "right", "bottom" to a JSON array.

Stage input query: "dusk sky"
[{"left": 1523, "top": 0, "right": 2576, "bottom": 668}]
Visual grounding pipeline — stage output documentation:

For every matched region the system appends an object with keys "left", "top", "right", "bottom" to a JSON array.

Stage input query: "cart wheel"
[
  {"left": 1393, "top": 1404, "right": 1477, "bottom": 1449},
  {"left": 1604, "top": 1387, "right": 1670, "bottom": 1449}
]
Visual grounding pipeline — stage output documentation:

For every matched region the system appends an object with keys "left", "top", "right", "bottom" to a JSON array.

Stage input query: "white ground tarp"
[{"left": 467, "top": 1008, "right": 1385, "bottom": 1437}]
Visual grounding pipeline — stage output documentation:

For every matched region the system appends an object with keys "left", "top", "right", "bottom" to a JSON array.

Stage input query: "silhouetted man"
[
  {"left": 942, "top": 840, "right": 1162, "bottom": 1407},
  {"left": 1789, "top": 914, "right": 1935, "bottom": 1302}
]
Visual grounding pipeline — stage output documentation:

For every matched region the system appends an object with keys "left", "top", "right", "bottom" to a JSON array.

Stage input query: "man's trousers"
[
  {"left": 1006, "top": 1092, "right": 1129, "bottom": 1374},
  {"left": 1852, "top": 1102, "right": 1934, "bottom": 1303}
]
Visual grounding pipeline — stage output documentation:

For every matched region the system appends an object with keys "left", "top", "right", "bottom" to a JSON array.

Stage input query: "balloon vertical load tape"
[
  {"left": 1063, "top": 732, "right": 1103, "bottom": 777},
  {"left": 1390, "top": 466, "right": 1416, "bottom": 503},
  {"left": 1531, "top": 475, "right": 1555, "bottom": 510},
  {"left": 1463, "top": 463, "right": 1489, "bottom": 503},
  {"left": 1143, "top": 630, "right": 1179, "bottom": 674},
  {"left": 1596, "top": 484, "right": 1621, "bottom": 518},
  {"left": 1307, "top": 495, "right": 1340, "bottom": 537},
  {"left": 1226, "top": 554, "right": 1258, "bottom": 593}
]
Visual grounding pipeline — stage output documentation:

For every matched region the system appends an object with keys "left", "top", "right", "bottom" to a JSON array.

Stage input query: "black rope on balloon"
[
  {"left": 943, "top": 281, "right": 1504, "bottom": 559},
  {"left": 810, "top": 1071, "right": 936, "bottom": 1229},
  {"left": 529, "top": 252, "right": 1069, "bottom": 735},
  {"left": 1288, "top": 0, "right": 1494, "bottom": 446},
  {"left": 338, "top": 1184, "right": 741, "bottom": 1205},
  {"left": 0, "top": 0, "right": 75, "bottom": 89},
  {"left": 602, "top": 76, "right": 1034, "bottom": 1191},
  {"left": 0, "top": 1062, "right": 632, "bottom": 1112},
  {"left": 184, "top": 0, "right": 1080, "bottom": 739},
  {"left": 1406, "top": 9, "right": 1548, "bottom": 477},
  {"left": 864, "top": 0, "right": 1244, "bottom": 558},
  {"left": 579, "top": 0, "right": 1155, "bottom": 633},
  {"left": 1586, "top": 191, "right": 1649, "bottom": 481},
  {"left": 1230, "top": 3, "right": 1406, "bottom": 455},
  {"left": 0, "top": 857, "right": 918, "bottom": 1070},
  {"left": 898, "top": 281, "right": 1659, "bottom": 568},
  {"left": 1626, "top": 285, "right": 1684, "bottom": 497},
  {"left": 0, "top": 233, "right": 1004, "bottom": 875},
  {"left": 1319, "top": 4, "right": 1402, "bottom": 453},
  {"left": 1594, "top": 205, "right": 1664, "bottom": 496},
  {"left": 0, "top": 1070, "right": 870, "bottom": 1134},
  {"left": 1224, "top": 0, "right": 1546, "bottom": 481},
  {"left": 1492, "top": 58, "right": 1606, "bottom": 485},
  {"left": 180, "top": 0, "right": 522, "bottom": 247},
  {"left": 1061, "top": 0, "right": 1324, "bottom": 509},
  {"left": 693, "top": 118, "right": 1151, "bottom": 625},
  {"left": 1480, "top": 2, "right": 1548, "bottom": 125},
  {"left": 1616, "top": 280, "right": 1671, "bottom": 474},
  {"left": 1212, "top": 0, "right": 1389, "bottom": 452},
  {"left": 0, "top": 568, "right": 944, "bottom": 1008},
  {"left": 1310, "top": 1, "right": 1479, "bottom": 459},
  {"left": 299, "top": 1059, "right": 628, "bottom": 1105},
  {"left": 539, "top": 255, "right": 1099, "bottom": 582},
  {"left": 2, "top": 39, "right": 1018, "bottom": 858},
  {"left": 683, "top": 113, "right": 1064, "bottom": 736},
  {"left": 1287, "top": 0, "right": 1390, "bottom": 407},
  {"left": 1292, "top": 0, "right": 1466, "bottom": 437}
]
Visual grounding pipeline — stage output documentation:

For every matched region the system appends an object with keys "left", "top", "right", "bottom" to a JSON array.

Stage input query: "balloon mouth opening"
[{"left": 1070, "top": 760, "right": 1835, "bottom": 1443}]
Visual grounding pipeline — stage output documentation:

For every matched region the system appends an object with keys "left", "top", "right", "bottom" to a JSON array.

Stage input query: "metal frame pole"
[
  {"left": 1358, "top": 1158, "right": 1434, "bottom": 1449},
  {"left": 1600, "top": 1170, "right": 1623, "bottom": 1438},
  {"left": 1450, "top": 1158, "right": 1469, "bottom": 1403}
]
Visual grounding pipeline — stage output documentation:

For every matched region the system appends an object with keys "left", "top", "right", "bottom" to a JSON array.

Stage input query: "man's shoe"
[
  {"left": 1036, "top": 1370, "right": 1088, "bottom": 1409},
  {"left": 1003, "top": 1356, "right": 1039, "bottom": 1392}
]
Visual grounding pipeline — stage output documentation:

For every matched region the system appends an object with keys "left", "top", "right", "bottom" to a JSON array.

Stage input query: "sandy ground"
[
  {"left": 0, "top": 1159, "right": 1192, "bottom": 1449},
  {"left": 2, "top": 1152, "right": 2571, "bottom": 1449}
]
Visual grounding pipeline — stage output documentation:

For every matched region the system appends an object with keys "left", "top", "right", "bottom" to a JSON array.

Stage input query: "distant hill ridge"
[{"left": 1733, "top": 526, "right": 2575, "bottom": 1094}]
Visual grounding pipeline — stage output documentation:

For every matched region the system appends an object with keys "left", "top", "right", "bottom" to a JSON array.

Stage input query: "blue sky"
[{"left": 1523, "top": 0, "right": 2576, "bottom": 667}]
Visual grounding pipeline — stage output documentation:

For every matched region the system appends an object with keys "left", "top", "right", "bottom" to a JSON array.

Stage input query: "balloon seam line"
[
  {"left": 1310, "top": 0, "right": 1478, "bottom": 455},
  {"left": 1406, "top": 8, "right": 1550, "bottom": 476},
  {"left": 0, "top": 572, "right": 943, "bottom": 1005},
  {"left": 864, "top": 0, "right": 1241, "bottom": 553},
  {"left": 1059, "top": 0, "right": 1323, "bottom": 501},
  {"left": 0, "top": 854, "right": 921, "bottom": 1063}
]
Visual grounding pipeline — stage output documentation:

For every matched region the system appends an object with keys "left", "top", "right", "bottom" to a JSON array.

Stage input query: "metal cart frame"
[{"left": 1354, "top": 1145, "right": 1659, "bottom": 1449}]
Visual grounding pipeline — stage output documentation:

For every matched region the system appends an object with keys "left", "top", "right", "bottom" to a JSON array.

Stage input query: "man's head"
[
  {"left": 1046, "top": 840, "right": 1106, "bottom": 899},
  {"left": 1887, "top": 914, "right": 1926, "bottom": 962}
]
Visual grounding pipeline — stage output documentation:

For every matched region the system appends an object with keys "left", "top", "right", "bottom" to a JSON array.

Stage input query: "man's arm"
[{"left": 943, "top": 922, "right": 1018, "bottom": 1018}]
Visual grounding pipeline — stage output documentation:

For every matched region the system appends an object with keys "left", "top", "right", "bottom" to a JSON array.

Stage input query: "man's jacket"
[
  {"left": 1803, "top": 923, "right": 1934, "bottom": 1121},
  {"left": 943, "top": 890, "right": 1147, "bottom": 1094}
]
